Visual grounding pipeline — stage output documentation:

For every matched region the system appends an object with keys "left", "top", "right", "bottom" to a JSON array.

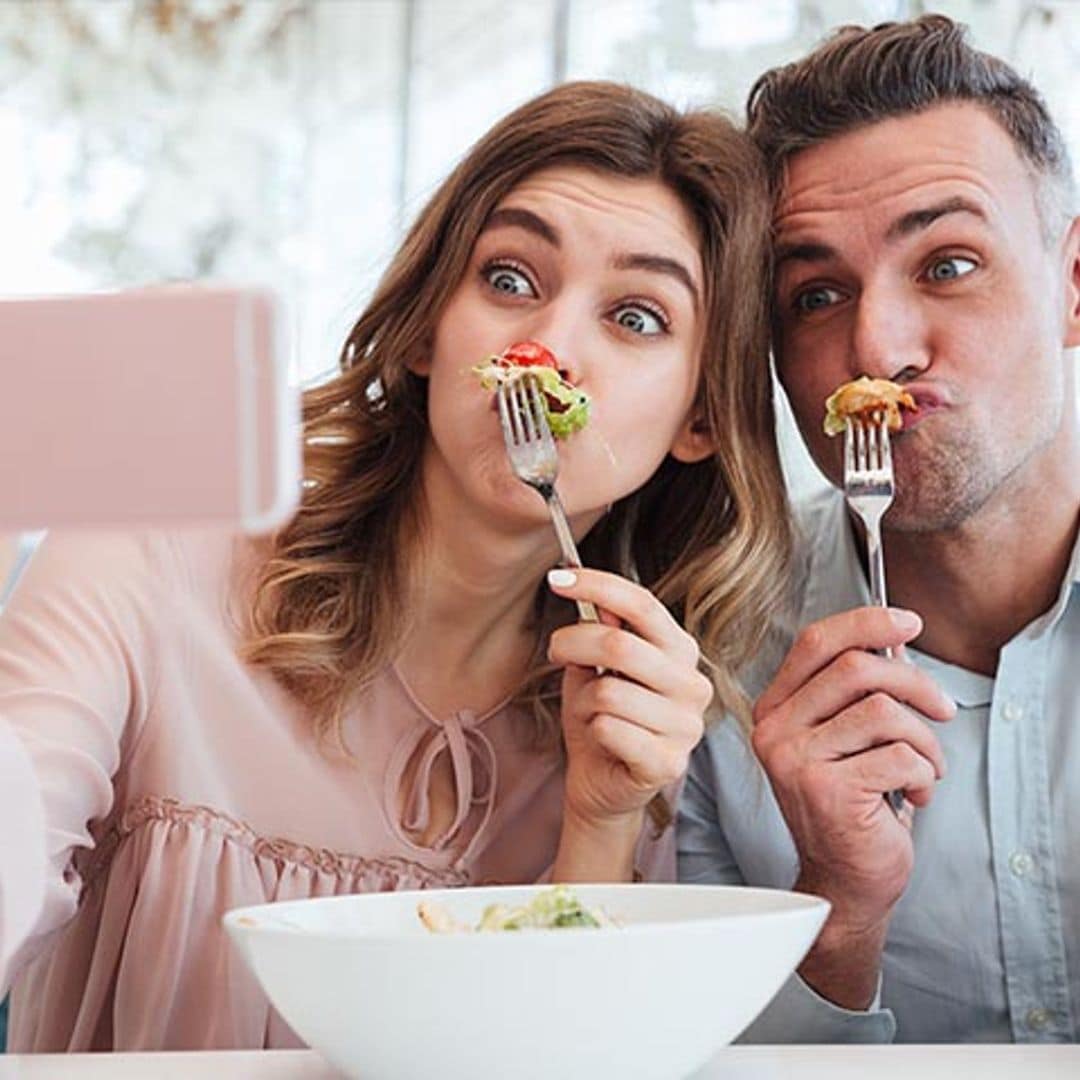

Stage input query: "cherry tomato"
[{"left": 500, "top": 340, "right": 559, "bottom": 370}]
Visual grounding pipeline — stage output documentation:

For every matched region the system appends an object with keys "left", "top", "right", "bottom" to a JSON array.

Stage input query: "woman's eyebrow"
[
  {"left": 480, "top": 207, "right": 560, "bottom": 246},
  {"left": 612, "top": 252, "right": 700, "bottom": 309},
  {"left": 480, "top": 209, "right": 699, "bottom": 309}
]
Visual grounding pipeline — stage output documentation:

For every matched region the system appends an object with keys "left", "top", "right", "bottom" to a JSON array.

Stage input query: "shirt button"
[
  {"left": 1002, "top": 701, "right": 1023, "bottom": 723},
  {"left": 1026, "top": 1007, "right": 1051, "bottom": 1031},
  {"left": 1009, "top": 851, "right": 1035, "bottom": 877}
]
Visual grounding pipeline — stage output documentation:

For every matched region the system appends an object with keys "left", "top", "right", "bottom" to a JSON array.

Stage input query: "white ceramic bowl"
[{"left": 224, "top": 883, "right": 828, "bottom": 1080}]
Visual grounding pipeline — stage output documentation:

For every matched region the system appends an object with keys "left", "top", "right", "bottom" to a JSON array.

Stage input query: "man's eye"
[
  {"left": 612, "top": 303, "right": 667, "bottom": 336},
  {"left": 925, "top": 255, "right": 977, "bottom": 282},
  {"left": 792, "top": 286, "right": 843, "bottom": 315},
  {"left": 484, "top": 264, "right": 536, "bottom": 296}
]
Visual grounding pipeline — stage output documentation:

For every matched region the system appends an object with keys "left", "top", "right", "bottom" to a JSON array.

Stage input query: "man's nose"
[{"left": 851, "top": 284, "right": 930, "bottom": 381}]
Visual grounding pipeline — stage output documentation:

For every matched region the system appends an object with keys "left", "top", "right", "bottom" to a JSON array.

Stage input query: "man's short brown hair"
[{"left": 747, "top": 14, "right": 1076, "bottom": 240}]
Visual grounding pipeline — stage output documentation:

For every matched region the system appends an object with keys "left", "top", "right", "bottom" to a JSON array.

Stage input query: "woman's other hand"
[{"left": 546, "top": 567, "right": 711, "bottom": 880}]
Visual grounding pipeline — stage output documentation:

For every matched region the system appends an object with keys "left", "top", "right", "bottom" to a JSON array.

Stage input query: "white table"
[{"left": 0, "top": 1046, "right": 1077, "bottom": 1079}]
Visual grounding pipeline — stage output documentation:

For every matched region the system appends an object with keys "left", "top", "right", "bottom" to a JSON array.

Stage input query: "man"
[{"left": 680, "top": 15, "right": 1080, "bottom": 1042}]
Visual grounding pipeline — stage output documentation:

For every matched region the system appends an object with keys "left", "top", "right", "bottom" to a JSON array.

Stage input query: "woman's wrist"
[{"left": 552, "top": 804, "right": 644, "bottom": 883}]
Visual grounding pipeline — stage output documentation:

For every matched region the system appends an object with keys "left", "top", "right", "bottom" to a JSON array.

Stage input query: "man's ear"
[
  {"left": 669, "top": 411, "right": 716, "bottom": 464},
  {"left": 1063, "top": 216, "right": 1080, "bottom": 349}
]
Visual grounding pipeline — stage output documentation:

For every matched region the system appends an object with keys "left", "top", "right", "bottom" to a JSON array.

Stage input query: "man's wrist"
[
  {"left": 797, "top": 911, "right": 890, "bottom": 1011},
  {"left": 793, "top": 871, "right": 894, "bottom": 1011}
]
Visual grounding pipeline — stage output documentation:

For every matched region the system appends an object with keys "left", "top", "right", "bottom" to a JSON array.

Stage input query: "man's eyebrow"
[
  {"left": 886, "top": 196, "right": 987, "bottom": 240},
  {"left": 774, "top": 197, "right": 989, "bottom": 268},
  {"left": 612, "top": 252, "right": 700, "bottom": 308},
  {"left": 480, "top": 207, "right": 560, "bottom": 246},
  {"left": 774, "top": 241, "right": 836, "bottom": 269}
]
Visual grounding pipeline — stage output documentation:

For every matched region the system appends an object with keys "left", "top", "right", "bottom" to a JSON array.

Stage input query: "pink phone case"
[{"left": 0, "top": 286, "right": 300, "bottom": 532}]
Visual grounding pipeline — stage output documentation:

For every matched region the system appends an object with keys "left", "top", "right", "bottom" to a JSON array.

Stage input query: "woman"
[{"left": 0, "top": 81, "right": 790, "bottom": 1051}]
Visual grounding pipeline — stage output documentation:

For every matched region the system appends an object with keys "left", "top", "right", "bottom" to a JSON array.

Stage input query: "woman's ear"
[
  {"left": 405, "top": 338, "right": 434, "bottom": 376},
  {"left": 669, "top": 411, "right": 716, "bottom": 464}
]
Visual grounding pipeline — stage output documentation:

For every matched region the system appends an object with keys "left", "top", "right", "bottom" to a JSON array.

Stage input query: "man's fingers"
[
  {"left": 755, "top": 606, "right": 923, "bottom": 719},
  {"left": 773, "top": 649, "right": 955, "bottom": 732},
  {"left": 810, "top": 695, "right": 948, "bottom": 779},
  {"left": 847, "top": 741, "right": 938, "bottom": 803}
]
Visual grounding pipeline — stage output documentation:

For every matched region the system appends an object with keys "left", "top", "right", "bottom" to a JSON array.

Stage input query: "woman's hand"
[{"left": 546, "top": 567, "right": 712, "bottom": 880}]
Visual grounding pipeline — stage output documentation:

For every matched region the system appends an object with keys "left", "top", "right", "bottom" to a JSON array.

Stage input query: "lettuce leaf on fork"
[{"left": 472, "top": 340, "right": 591, "bottom": 440}]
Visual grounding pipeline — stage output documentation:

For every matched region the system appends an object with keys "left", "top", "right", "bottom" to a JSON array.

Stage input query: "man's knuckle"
[{"left": 795, "top": 623, "right": 826, "bottom": 658}]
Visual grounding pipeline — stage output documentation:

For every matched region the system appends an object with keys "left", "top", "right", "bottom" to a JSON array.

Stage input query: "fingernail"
[
  {"left": 548, "top": 568, "right": 577, "bottom": 588},
  {"left": 889, "top": 607, "right": 921, "bottom": 632}
]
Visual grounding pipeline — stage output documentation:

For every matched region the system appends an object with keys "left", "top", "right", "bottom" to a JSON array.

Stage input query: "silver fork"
[
  {"left": 843, "top": 410, "right": 905, "bottom": 813},
  {"left": 496, "top": 374, "right": 599, "bottom": 624},
  {"left": 843, "top": 410, "right": 895, "bottom": 653}
]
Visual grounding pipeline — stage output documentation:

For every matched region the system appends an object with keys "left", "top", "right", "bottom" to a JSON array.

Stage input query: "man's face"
[{"left": 772, "top": 103, "right": 1080, "bottom": 532}]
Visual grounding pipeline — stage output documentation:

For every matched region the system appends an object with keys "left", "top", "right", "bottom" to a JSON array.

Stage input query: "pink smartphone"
[{"left": 0, "top": 286, "right": 300, "bottom": 532}]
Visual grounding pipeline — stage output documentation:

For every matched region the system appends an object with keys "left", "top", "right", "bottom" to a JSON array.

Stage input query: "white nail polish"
[{"left": 547, "top": 568, "right": 577, "bottom": 588}]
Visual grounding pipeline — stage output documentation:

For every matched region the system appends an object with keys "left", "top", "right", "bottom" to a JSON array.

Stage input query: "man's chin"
[{"left": 886, "top": 484, "right": 997, "bottom": 534}]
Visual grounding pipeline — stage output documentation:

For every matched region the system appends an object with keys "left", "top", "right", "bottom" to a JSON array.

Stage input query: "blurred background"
[
  {"left": 2, "top": 0, "right": 1076, "bottom": 381},
  {"left": 0, "top": 1, "right": 1077, "bottom": 571},
  {"left": 0, "top": 0, "right": 1077, "bottom": 1049}
]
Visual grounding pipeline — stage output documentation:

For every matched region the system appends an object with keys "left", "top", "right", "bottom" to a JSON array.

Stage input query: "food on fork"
[
  {"left": 823, "top": 376, "right": 917, "bottom": 436},
  {"left": 418, "top": 885, "right": 616, "bottom": 934},
  {"left": 473, "top": 340, "right": 591, "bottom": 439}
]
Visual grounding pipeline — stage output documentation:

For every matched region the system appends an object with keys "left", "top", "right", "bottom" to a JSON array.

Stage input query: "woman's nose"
[{"left": 516, "top": 300, "right": 591, "bottom": 378}]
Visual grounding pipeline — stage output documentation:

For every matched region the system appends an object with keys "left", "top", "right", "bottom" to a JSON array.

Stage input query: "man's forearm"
[{"left": 796, "top": 907, "right": 890, "bottom": 1011}]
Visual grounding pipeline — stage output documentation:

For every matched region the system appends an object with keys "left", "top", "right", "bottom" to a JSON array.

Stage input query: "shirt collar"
[
  {"left": 797, "top": 492, "right": 1080, "bottom": 621},
  {"left": 1025, "top": 511, "right": 1080, "bottom": 637},
  {"left": 796, "top": 488, "right": 871, "bottom": 628}
]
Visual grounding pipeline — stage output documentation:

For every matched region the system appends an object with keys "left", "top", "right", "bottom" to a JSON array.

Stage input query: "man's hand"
[{"left": 751, "top": 606, "right": 956, "bottom": 1008}]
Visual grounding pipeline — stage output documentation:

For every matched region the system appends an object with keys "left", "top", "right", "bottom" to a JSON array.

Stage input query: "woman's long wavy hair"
[{"left": 242, "top": 81, "right": 792, "bottom": 784}]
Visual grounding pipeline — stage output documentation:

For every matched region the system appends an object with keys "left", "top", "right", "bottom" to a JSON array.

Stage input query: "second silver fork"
[
  {"left": 843, "top": 411, "right": 906, "bottom": 813},
  {"left": 843, "top": 411, "right": 896, "bottom": 658},
  {"left": 496, "top": 374, "right": 599, "bottom": 624}
]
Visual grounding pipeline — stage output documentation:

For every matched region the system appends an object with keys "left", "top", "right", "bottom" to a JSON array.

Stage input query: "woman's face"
[{"left": 418, "top": 164, "right": 709, "bottom": 531}]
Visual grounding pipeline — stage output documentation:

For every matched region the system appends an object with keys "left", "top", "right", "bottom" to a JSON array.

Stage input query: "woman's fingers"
[
  {"left": 587, "top": 713, "right": 690, "bottom": 791},
  {"left": 548, "top": 621, "right": 712, "bottom": 709},
  {"left": 547, "top": 568, "right": 698, "bottom": 664},
  {"left": 571, "top": 673, "right": 704, "bottom": 740}
]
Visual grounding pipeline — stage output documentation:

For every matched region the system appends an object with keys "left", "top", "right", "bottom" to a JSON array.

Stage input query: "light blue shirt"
[{"left": 680, "top": 488, "right": 1080, "bottom": 1043}]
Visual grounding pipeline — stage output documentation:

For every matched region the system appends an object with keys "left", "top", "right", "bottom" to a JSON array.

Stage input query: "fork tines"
[
  {"left": 845, "top": 409, "right": 892, "bottom": 476},
  {"left": 502, "top": 374, "right": 551, "bottom": 445}
]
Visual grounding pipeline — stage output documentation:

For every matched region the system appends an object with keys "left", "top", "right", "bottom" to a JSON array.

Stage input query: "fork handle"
[
  {"left": 866, "top": 518, "right": 905, "bottom": 811},
  {"left": 544, "top": 489, "right": 600, "bottom": 624},
  {"left": 866, "top": 522, "right": 895, "bottom": 660}
]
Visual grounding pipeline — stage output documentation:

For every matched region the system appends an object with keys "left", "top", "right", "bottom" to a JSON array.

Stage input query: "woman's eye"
[
  {"left": 612, "top": 303, "right": 666, "bottom": 336},
  {"left": 925, "top": 255, "right": 977, "bottom": 282},
  {"left": 792, "top": 286, "right": 843, "bottom": 315},
  {"left": 484, "top": 264, "right": 536, "bottom": 297}
]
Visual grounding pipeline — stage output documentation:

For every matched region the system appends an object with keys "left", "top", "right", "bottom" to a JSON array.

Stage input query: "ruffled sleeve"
[{"left": 0, "top": 530, "right": 159, "bottom": 990}]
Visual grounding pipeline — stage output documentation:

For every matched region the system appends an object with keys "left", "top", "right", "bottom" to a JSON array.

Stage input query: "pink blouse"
[{"left": 0, "top": 528, "right": 673, "bottom": 1051}]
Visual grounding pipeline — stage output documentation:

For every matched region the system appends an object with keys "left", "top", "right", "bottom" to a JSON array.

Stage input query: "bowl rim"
[{"left": 222, "top": 882, "right": 830, "bottom": 944}]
